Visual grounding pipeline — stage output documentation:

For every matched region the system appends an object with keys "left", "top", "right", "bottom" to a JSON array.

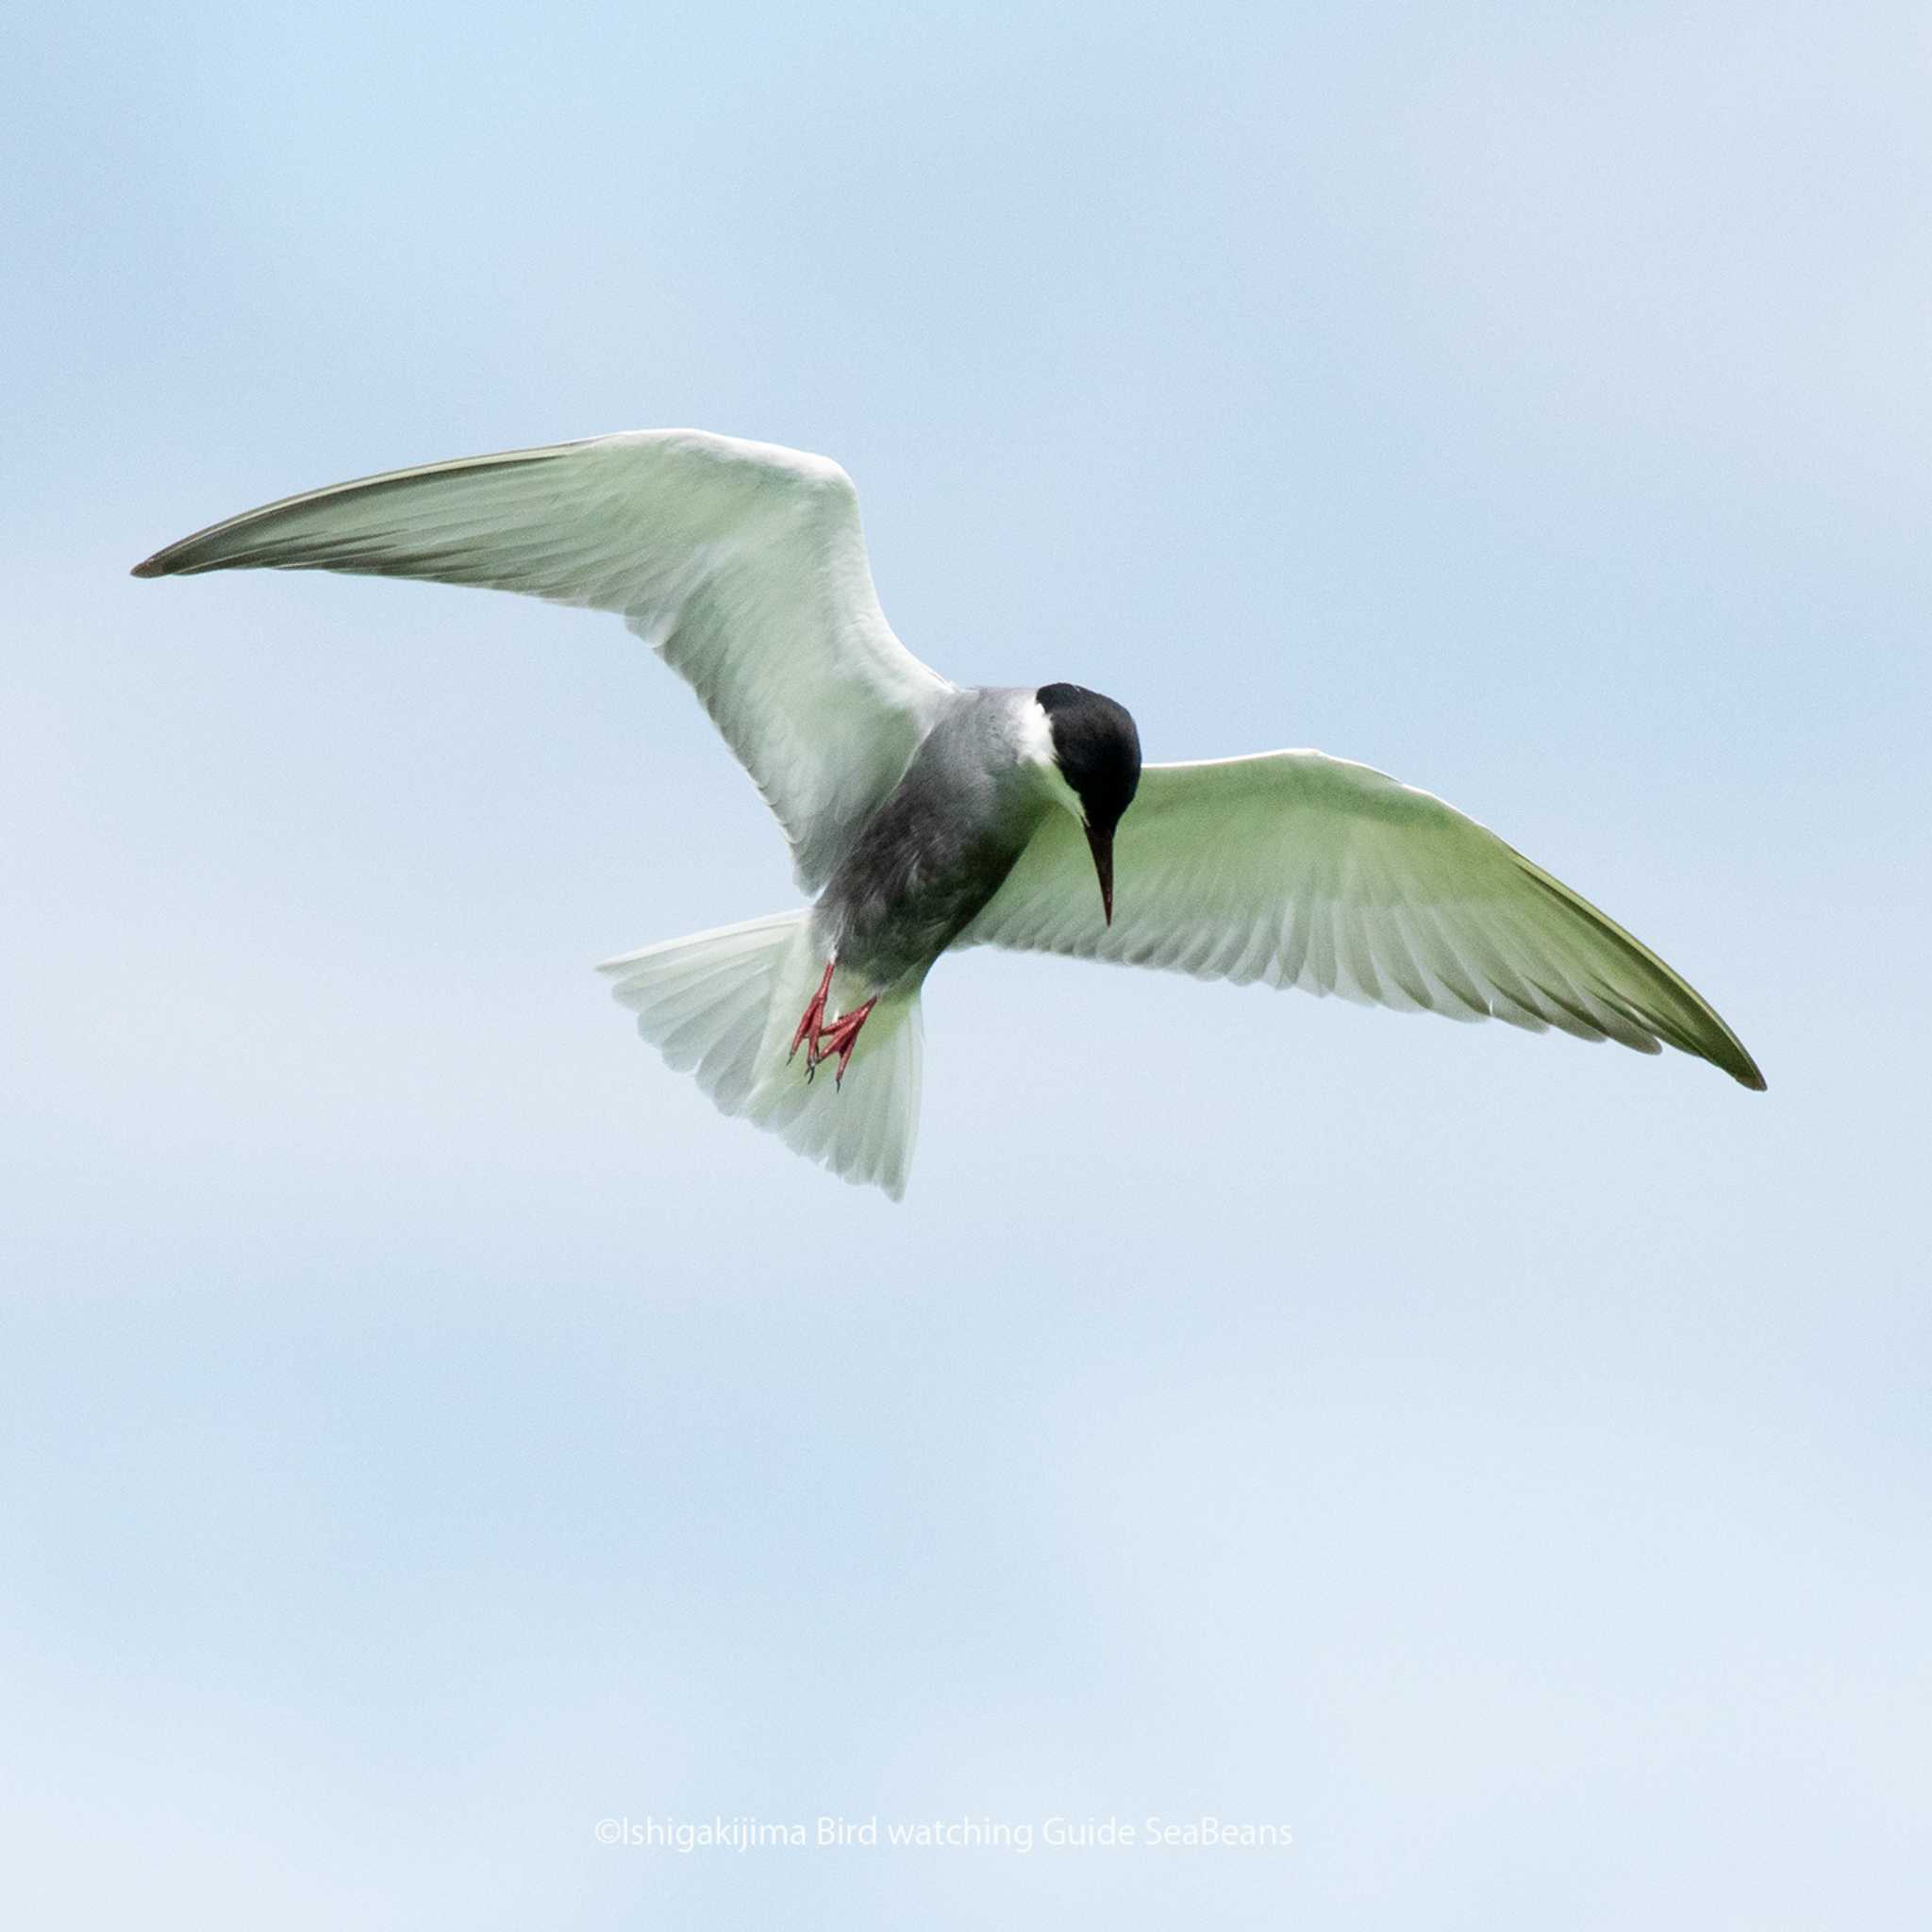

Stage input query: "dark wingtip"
[
  {"left": 1724, "top": 1037, "right": 1768, "bottom": 1091},
  {"left": 129, "top": 554, "right": 170, "bottom": 578}
]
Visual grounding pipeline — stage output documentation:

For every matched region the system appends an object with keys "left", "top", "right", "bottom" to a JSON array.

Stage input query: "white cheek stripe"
[
  {"left": 1016, "top": 695, "right": 1057, "bottom": 763},
  {"left": 1019, "top": 696, "right": 1088, "bottom": 823}
]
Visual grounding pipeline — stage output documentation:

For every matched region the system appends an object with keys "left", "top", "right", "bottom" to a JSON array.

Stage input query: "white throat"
[{"left": 1016, "top": 695, "right": 1087, "bottom": 824}]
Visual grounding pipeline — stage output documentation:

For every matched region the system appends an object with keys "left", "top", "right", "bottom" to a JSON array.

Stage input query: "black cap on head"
[
  {"left": 1037, "top": 683, "right": 1141, "bottom": 826},
  {"left": 1038, "top": 683, "right": 1141, "bottom": 924}
]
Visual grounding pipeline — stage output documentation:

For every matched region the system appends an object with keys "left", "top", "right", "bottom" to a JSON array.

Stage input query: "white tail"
[{"left": 596, "top": 911, "right": 924, "bottom": 1200}]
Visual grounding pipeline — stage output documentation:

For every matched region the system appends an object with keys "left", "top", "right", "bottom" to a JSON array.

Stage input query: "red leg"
[
  {"left": 789, "top": 958, "right": 836, "bottom": 1064},
  {"left": 788, "top": 959, "right": 877, "bottom": 1088},
  {"left": 815, "top": 998, "right": 877, "bottom": 1088}
]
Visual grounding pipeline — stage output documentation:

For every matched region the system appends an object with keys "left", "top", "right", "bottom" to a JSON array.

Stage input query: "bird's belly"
[{"left": 819, "top": 823, "right": 1035, "bottom": 991}]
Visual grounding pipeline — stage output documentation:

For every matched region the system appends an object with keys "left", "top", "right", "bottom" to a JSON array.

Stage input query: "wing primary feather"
[
  {"left": 962, "top": 747, "right": 1761, "bottom": 1088},
  {"left": 132, "top": 429, "right": 954, "bottom": 891}
]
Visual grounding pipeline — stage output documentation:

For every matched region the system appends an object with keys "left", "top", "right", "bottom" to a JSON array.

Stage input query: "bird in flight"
[{"left": 134, "top": 429, "right": 1763, "bottom": 1197}]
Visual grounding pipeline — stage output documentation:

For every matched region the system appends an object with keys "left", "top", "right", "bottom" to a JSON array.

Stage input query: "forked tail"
[{"left": 596, "top": 911, "right": 924, "bottom": 1199}]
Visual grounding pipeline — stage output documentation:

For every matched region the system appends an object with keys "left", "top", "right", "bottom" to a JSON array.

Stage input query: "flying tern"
[{"left": 133, "top": 428, "right": 1764, "bottom": 1197}]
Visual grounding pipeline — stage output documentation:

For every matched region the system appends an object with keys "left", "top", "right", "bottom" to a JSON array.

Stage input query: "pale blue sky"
[{"left": 4, "top": 2, "right": 1927, "bottom": 1925}]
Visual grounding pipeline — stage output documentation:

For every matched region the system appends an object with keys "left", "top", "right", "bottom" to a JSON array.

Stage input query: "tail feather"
[{"left": 596, "top": 911, "right": 923, "bottom": 1199}]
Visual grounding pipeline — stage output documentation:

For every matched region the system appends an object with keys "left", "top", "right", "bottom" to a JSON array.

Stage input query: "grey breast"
[{"left": 813, "top": 689, "right": 1051, "bottom": 990}]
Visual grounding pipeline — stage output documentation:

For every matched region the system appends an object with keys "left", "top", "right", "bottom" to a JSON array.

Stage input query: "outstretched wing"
[
  {"left": 132, "top": 429, "right": 953, "bottom": 889},
  {"left": 958, "top": 750, "right": 1764, "bottom": 1088}
]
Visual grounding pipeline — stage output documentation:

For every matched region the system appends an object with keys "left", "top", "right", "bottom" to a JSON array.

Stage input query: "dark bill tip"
[{"left": 1083, "top": 821, "right": 1114, "bottom": 926}]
